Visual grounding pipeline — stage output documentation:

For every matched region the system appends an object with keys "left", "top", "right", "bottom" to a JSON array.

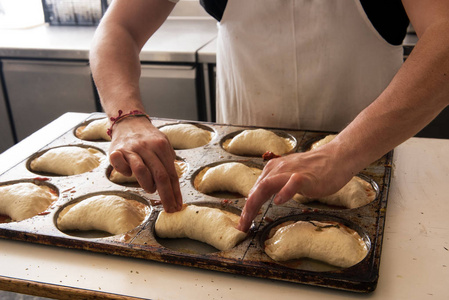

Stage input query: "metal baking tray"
[{"left": 0, "top": 113, "right": 393, "bottom": 293}]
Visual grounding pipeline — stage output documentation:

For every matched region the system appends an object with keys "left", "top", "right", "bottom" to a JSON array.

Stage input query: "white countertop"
[{"left": 0, "top": 113, "right": 448, "bottom": 299}]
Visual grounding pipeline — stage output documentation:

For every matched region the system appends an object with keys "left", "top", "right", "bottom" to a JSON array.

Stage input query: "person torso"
[{"left": 208, "top": 0, "right": 407, "bottom": 131}]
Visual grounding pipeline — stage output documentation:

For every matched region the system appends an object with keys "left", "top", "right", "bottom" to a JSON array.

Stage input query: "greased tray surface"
[{"left": 0, "top": 113, "right": 393, "bottom": 293}]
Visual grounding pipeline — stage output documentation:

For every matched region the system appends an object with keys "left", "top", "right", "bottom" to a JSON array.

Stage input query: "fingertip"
[
  {"left": 109, "top": 150, "right": 133, "bottom": 176},
  {"left": 236, "top": 219, "right": 248, "bottom": 233},
  {"left": 164, "top": 205, "right": 177, "bottom": 213},
  {"left": 176, "top": 200, "right": 183, "bottom": 211},
  {"left": 236, "top": 211, "right": 250, "bottom": 233},
  {"left": 273, "top": 194, "right": 283, "bottom": 205}
]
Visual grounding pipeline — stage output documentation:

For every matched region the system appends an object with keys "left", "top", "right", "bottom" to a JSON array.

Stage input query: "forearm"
[
  {"left": 89, "top": 0, "right": 176, "bottom": 118},
  {"left": 90, "top": 23, "right": 145, "bottom": 117},
  {"left": 334, "top": 20, "right": 449, "bottom": 175}
]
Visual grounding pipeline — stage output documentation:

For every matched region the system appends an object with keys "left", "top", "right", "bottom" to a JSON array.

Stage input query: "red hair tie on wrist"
[{"left": 107, "top": 110, "right": 151, "bottom": 137}]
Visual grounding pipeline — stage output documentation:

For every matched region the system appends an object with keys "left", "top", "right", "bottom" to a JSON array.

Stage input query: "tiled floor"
[{"left": 0, "top": 291, "right": 52, "bottom": 300}]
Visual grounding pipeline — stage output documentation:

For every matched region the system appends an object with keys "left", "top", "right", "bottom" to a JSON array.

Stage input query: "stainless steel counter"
[{"left": 0, "top": 18, "right": 218, "bottom": 63}]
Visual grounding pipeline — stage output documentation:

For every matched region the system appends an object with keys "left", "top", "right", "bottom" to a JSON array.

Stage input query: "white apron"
[{"left": 216, "top": 0, "right": 404, "bottom": 131}]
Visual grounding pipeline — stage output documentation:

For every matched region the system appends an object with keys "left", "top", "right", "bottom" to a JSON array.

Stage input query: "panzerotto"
[
  {"left": 0, "top": 182, "right": 58, "bottom": 221},
  {"left": 155, "top": 204, "right": 247, "bottom": 251},
  {"left": 75, "top": 118, "right": 111, "bottom": 141},
  {"left": 264, "top": 220, "right": 368, "bottom": 268},
  {"left": 223, "top": 129, "right": 294, "bottom": 156},
  {"left": 57, "top": 195, "right": 147, "bottom": 235},
  {"left": 194, "top": 162, "right": 261, "bottom": 197},
  {"left": 159, "top": 123, "right": 213, "bottom": 149},
  {"left": 30, "top": 146, "right": 105, "bottom": 176}
]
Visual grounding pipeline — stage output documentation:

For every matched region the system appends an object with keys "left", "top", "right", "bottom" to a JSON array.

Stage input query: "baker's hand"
[
  {"left": 108, "top": 116, "right": 182, "bottom": 213},
  {"left": 237, "top": 146, "right": 353, "bottom": 232}
]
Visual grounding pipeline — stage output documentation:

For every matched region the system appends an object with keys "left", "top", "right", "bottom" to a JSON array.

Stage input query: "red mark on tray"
[
  {"left": 151, "top": 200, "right": 162, "bottom": 206},
  {"left": 264, "top": 216, "right": 274, "bottom": 223},
  {"left": 33, "top": 177, "right": 50, "bottom": 181},
  {"left": 62, "top": 187, "right": 75, "bottom": 193},
  {"left": 262, "top": 151, "right": 280, "bottom": 161},
  {"left": 221, "top": 199, "right": 232, "bottom": 205},
  {"left": 0, "top": 214, "right": 11, "bottom": 223},
  {"left": 38, "top": 211, "right": 50, "bottom": 216}
]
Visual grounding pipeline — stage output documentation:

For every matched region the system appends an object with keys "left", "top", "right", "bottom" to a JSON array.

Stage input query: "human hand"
[
  {"left": 108, "top": 116, "right": 182, "bottom": 213},
  {"left": 236, "top": 146, "right": 354, "bottom": 232}
]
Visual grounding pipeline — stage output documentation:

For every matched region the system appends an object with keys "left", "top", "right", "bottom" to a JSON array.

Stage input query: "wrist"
[
  {"left": 107, "top": 109, "right": 151, "bottom": 138},
  {"left": 330, "top": 134, "right": 374, "bottom": 176}
]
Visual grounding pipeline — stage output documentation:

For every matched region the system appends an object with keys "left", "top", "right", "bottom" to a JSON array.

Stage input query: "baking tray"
[{"left": 0, "top": 113, "right": 393, "bottom": 293}]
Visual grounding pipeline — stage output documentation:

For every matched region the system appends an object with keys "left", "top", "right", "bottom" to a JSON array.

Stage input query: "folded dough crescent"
[
  {"left": 75, "top": 118, "right": 111, "bottom": 141},
  {"left": 109, "top": 160, "right": 187, "bottom": 184},
  {"left": 265, "top": 220, "right": 368, "bottom": 268},
  {"left": 155, "top": 204, "right": 247, "bottom": 251},
  {"left": 309, "top": 134, "right": 337, "bottom": 150},
  {"left": 30, "top": 146, "right": 105, "bottom": 176},
  {"left": 57, "top": 195, "right": 147, "bottom": 235},
  {"left": 223, "top": 129, "right": 294, "bottom": 156},
  {"left": 194, "top": 162, "right": 262, "bottom": 197},
  {"left": 0, "top": 182, "right": 58, "bottom": 221},
  {"left": 293, "top": 176, "right": 376, "bottom": 209},
  {"left": 159, "top": 124, "right": 212, "bottom": 149}
]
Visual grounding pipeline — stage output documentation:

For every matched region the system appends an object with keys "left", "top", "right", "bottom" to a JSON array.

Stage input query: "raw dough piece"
[
  {"left": 223, "top": 129, "right": 294, "bottom": 156},
  {"left": 160, "top": 124, "right": 212, "bottom": 149},
  {"left": 30, "top": 146, "right": 104, "bottom": 176},
  {"left": 109, "top": 169, "right": 137, "bottom": 184},
  {"left": 57, "top": 195, "right": 147, "bottom": 235},
  {"left": 194, "top": 162, "right": 261, "bottom": 197},
  {"left": 109, "top": 160, "right": 187, "bottom": 183},
  {"left": 309, "top": 134, "right": 337, "bottom": 150},
  {"left": 0, "top": 182, "right": 58, "bottom": 221},
  {"left": 75, "top": 118, "right": 111, "bottom": 141},
  {"left": 293, "top": 176, "right": 376, "bottom": 209},
  {"left": 265, "top": 220, "right": 368, "bottom": 268},
  {"left": 155, "top": 204, "right": 247, "bottom": 251}
]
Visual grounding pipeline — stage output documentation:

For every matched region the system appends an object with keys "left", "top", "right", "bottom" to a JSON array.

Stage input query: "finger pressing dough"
[
  {"left": 309, "top": 134, "right": 337, "bottom": 150},
  {"left": 159, "top": 124, "right": 212, "bottom": 149},
  {"left": 109, "top": 160, "right": 187, "bottom": 184},
  {"left": 57, "top": 195, "right": 148, "bottom": 235},
  {"left": 0, "top": 182, "right": 58, "bottom": 221},
  {"left": 293, "top": 176, "right": 376, "bottom": 209},
  {"left": 223, "top": 129, "right": 294, "bottom": 156},
  {"left": 265, "top": 220, "right": 368, "bottom": 268},
  {"left": 30, "top": 146, "right": 105, "bottom": 176},
  {"left": 75, "top": 118, "right": 111, "bottom": 141},
  {"left": 155, "top": 204, "right": 247, "bottom": 251},
  {"left": 194, "top": 162, "right": 262, "bottom": 197}
]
